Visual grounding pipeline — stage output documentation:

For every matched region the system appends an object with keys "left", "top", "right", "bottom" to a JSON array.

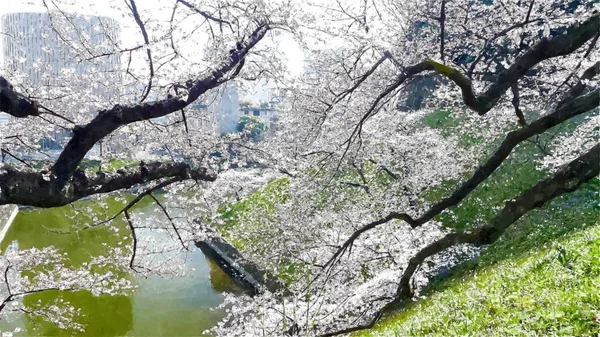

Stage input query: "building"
[
  {"left": 1, "top": 12, "right": 120, "bottom": 149},
  {"left": 214, "top": 82, "right": 240, "bottom": 134},
  {"left": 0, "top": 112, "right": 9, "bottom": 127},
  {"left": 239, "top": 88, "right": 283, "bottom": 133},
  {"left": 1, "top": 12, "right": 120, "bottom": 88},
  {"left": 240, "top": 101, "right": 279, "bottom": 124}
]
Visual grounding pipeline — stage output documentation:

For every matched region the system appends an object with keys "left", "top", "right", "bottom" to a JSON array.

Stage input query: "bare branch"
[
  {"left": 177, "top": 0, "right": 231, "bottom": 26},
  {"left": 439, "top": 0, "right": 446, "bottom": 63},
  {"left": 0, "top": 76, "right": 40, "bottom": 118},
  {"left": 149, "top": 193, "right": 189, "bottom": 251},
  {"left": 326, "top": 86, "right": 599, "bottom": 267},
  {"left": 124, "top": 209, "right": 137, "bottom": 270},
  {"left": 128, "top": 0, "right": 154, "bottom": 103}
]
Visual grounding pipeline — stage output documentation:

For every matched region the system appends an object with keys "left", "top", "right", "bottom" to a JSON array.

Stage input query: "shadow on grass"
[{"left": 382, "top": 177, "right": 599, "bottom": 319}]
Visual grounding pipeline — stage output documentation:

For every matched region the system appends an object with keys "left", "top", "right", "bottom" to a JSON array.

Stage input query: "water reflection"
[{"left": 0, "top": 195, "right": 239, "bottom": 336}]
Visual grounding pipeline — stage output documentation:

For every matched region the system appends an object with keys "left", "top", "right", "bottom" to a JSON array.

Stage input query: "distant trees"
[{"left": 237, "top": 115, "right": 268, "bottom": 142}]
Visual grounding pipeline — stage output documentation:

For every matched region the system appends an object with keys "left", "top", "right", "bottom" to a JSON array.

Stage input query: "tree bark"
[
  {"left": 0, "top": 23, "right": 271, "bottom": 203},
  {"left": 0, "top": 161, "right": 215, "bottom": 207}
]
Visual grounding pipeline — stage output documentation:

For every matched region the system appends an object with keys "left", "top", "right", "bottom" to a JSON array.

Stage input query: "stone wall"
[{"left": 196, "top": 236, "right": 291, "bottom": 297}]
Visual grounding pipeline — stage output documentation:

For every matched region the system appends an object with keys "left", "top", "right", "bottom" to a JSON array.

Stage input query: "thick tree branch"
[
  {"left": 0, "top": 161, "right": 216, "bottom": 207},
  {"left": 342, "top": 13, "right": 598, "bottom": 160},
  {"left": 326, "top": 87, "right": 599, "bottom": 267},
  {"left": 434, "top": 12, "right": 598, "bottom": 114},
  {"left": 353, "top": 13, "right": 598, "bottom": 131},
  {"left": 47, "top": 23, "right": 270, "bottom": 194},
  {"left": 394, "top": 142, "right": 600, "bottom": 300},
  {"left": 322, "top": 143, "right": 600, "bottom": 337},
  {"left": 0, "top": 76, "right": 40, "bottom": 118}
]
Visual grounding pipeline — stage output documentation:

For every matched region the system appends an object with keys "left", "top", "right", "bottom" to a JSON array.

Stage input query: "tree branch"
[
  {"left": 395, "top": 143, "right": 600, "bottom": 300},
  {"left": 124, "top": 209, "right": 137, "bottom": 271},
  {"left": 511, "top": 83, "right": 527, "bottom": 126},
  {"left": 0, "top": 161, "right": 216, "bottom": 207},
  {"left": 439, "top": 0, "right": 446, "bottom": 63},
  {"left": 353, "top": 12, "right": 598, "bottom": 132},
  {"left": 46, "top": 23, "right": 269, "bottom": 194},
  {"left": 0, "top": 76, "right": 40, "bottom": 118},
  {"left": 326, "top": 86, "right": 599, "bottom": 267},
  {"left": 321, "top": 143, "right": 600, "bottom": 336},
  {"left": 177, "top": 0, "right": 231, "bottom": 26},
  {"left": 128, "top": 0, "right": 154, "bottom": 102}
]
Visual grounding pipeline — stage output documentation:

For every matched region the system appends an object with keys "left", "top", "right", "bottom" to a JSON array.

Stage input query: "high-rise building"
[
  {"left": 1, "top": 12, "right": 120, "bottom": 87},
  {"left": 1, "top": 12, "right": 121, "bottom": 149},
  {"left": 0, "top": 112, "right": 9, "bottom": 128}
]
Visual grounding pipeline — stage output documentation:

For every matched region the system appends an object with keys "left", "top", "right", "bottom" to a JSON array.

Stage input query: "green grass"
[
  {"left": 354, "top": 179, "right": 600, "bottom": 337},
  {"left": 350, "top": 109, "right": 600, "bottom": 336},
  {"left": 216, "top": 177, "right": 289, "bottom": 250}
]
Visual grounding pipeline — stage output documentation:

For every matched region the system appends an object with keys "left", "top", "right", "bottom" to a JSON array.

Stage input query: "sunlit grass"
[{"left": 355, "top": 183, "right": 600, "bottom": 337}]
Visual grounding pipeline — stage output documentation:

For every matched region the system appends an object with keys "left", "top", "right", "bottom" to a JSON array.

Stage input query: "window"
[{"left": 253, "top": 110, "right": 260, "bottom": 116}]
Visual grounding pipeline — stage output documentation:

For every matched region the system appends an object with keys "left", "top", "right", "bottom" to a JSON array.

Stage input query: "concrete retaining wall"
[
  {"left": 0, "top": 205, "right": 18, "bottom": 245},
  {"left": 196, "top": 236, "right": 291, "bottom": 297}
]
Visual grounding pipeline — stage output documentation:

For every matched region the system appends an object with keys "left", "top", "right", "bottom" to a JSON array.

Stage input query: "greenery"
[
  {"left": 355, "top": 195, "right": 600, "bottom": 336},
  {"left": 236, "top": 115, "right": 268, "bottom": 142},
  {"left": 350, "top": 109, "right": 600, "bottom": 336}
]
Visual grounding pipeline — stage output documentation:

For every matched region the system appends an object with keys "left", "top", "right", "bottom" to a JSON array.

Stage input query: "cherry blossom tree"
[
  {"left": 0, "top": 0, "right": 298, "bottom": 331},
  {"left": 200, "top": 1, "right": 598, "bottom": 335},
  {"left": 0, "top": 0, "right": 598, "bottom": 336}
]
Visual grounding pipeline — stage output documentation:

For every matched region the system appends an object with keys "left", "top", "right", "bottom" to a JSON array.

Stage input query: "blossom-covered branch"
[
  {"left": 0, "top": 22, "right": 271, "bottom": 199},
  {"left": 321, "top": 142, "right": 599, "bottom": 336},
  {"left": 327, "top": 82, "right": 599, "bottom": 267}
]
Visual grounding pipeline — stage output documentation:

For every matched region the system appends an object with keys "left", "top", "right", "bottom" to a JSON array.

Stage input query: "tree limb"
[
  {"left": 353, "top": 12, "right": 598, "bottom": 130},
  {"left": 177, "top": 0, "right": 231, "bottom": 26},
  {"left": 326, "top": 86, "right": 599, "bottom": 267},
  {"left": 128, "top": 0, "right": 154, "bottom": 102},
  {"left": 0, "top": 161, "right": 216, "bottom": 207},
  {"left": 44, "top": 23, "right": 269, "bottom": 194},
  {"left": 0, "top": 76, "right": 39, "bottom": 118},
  {"left": 395, "top": 142, "right": 600, "bottom": 300},
  {"left": 321, "top": 143, "right": 600, "bottom": 336}
]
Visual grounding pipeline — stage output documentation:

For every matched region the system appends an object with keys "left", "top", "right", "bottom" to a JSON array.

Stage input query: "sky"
[{"left": 0, "top": 0, "right": 306, "bottom": 102}]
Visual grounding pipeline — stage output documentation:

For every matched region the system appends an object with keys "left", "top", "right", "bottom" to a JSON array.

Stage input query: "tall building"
[
  {"left": 1, "top": 12, "right": 121, "bottom": 149},
  {"left": 1, "top": 12, "right": 120, "bottom": 87},
  {"left": 0, "top": 112, "right": 9, "bottom": 127},
  {"left": 215, "top": 82, "right": 240, "bottom": 134}
]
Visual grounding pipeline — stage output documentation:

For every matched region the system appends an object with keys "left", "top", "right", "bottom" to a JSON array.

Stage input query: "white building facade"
[{"left": 1, "top": 12, "right": 121, "bottom": 150}]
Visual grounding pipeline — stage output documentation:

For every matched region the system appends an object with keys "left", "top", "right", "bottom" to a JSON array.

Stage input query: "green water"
[{"left": 0, "top": 194, "right": 240, "bottom": 336}]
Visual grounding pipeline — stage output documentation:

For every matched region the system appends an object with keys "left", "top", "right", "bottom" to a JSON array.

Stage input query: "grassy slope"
[
  {"left": 356, "top": 215, "right": 600, "bottom": 336},
  {"left": 213, "top": 108, "right": 599, "bottom": 335},
  {"left": 355, "top": 109, "right": 600, "bottom": 336}
]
